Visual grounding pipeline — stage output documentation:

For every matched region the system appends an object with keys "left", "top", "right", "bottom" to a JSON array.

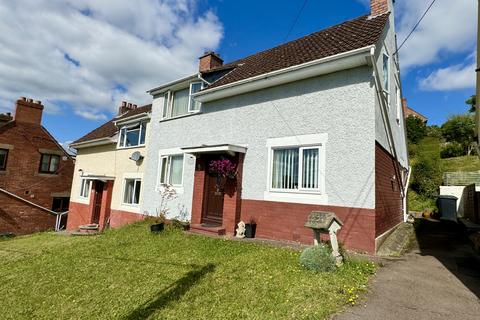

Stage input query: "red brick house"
[
  {"left": 402, "top": 98, "right": 428, "bottom": 123},
  {"left": 0, "top": 97, "right": 75, "bottom": 235}
]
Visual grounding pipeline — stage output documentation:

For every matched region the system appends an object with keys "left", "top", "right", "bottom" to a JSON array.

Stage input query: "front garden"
[{"left": 0, "top": 222, "right": 375, "bottom": 319}]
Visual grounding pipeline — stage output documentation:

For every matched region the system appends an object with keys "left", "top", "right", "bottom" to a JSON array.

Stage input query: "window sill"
[
  {"left": 160, "top": 111, "right": 201, "bottom": 122},
  {"left": 119, "top": 203, "right": 141, "bottom": 213},
  {"left": 75, "top": 197, "right": 90, "bottom": 205},
  {"left": 117, "top": 145, "right": 146, "bottom": 150},
  {"left": 38, "top": 173, "right": 59, "bottom": 177},
  {"left": 263, "top": 190, "right": 328, "bottom": 205}
]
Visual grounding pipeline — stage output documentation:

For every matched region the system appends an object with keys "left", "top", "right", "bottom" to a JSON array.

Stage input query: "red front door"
[
  {"left": 92, "top": 181, "right": 104, "bottom": 224},
  {"left": 202, "top": 171, "right": 224, "bottom": 225}
]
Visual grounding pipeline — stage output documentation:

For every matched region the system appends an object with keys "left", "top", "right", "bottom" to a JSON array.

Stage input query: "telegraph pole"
[{"left": 476, "top": 0, "right": 480, "bottom": 144}]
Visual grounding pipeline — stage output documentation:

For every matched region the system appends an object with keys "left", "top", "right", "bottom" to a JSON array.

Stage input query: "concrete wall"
[
  {"left": 439, "top": 185, "right": 480, "bottom": 218},
  {"left": 142, "top": 66, "right": 377, "bottom": 219},
  {"left": 70, "top": 124, "right": 150, "bottom": 215}
]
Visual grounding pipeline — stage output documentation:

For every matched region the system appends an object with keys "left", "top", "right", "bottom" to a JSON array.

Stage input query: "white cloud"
[
  {"left": 395, "top": 0, "right": 476, "bottom": 70},
  {"left": 0, "top": 0, "right": 223, "bottom": 120},
  {"left": 420, "top": 61, "right": 476, "bottom": 91}
]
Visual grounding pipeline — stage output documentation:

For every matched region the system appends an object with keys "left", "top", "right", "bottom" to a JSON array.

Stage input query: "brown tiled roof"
[
  {"left": 73, "top": 104, "right": 151, "bottom": 144},
  {"left": 206, "top": 14, "right": 389, "bottom": 89}
]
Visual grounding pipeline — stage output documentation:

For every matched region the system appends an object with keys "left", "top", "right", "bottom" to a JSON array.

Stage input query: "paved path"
[{"left": 334, "top": 221, "right": 480, "bottom": 320}]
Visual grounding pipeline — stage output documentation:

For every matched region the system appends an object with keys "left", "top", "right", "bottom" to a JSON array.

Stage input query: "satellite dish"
[{"left": 130, "top": 151, "right": 143, "bottom": 162}]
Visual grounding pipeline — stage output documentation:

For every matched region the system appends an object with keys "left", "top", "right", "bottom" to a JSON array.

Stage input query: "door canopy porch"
[{"left": 181, "top": 144, "right": 247, "bottom": 157}]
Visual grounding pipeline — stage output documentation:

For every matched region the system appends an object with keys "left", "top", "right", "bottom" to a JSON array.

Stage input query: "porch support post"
[
  {"left": 191, "top": 156, "right": 206, "bottom": 225},
  {"left": 222, "top": 153, "right": 244, "bottom": 235},
  {"left": 99, "top": 181, "right": 113, "bottom": 231}
]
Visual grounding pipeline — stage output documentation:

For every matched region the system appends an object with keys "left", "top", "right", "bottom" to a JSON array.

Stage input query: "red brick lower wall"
[
  {"left": 0, "top": 192, "right": 56, "bottom": 235},
  {"left": 375, "top": 143, "right": 403, "bottom": 237},
  {"left": 67, "top": 201, "right": 144, "bottom": 230},
  {"left": 240, "top": 200, "right": 376, "bottom": 253},
  {"left": 109, "top": 209, "right": 144, "bottom": 228}
]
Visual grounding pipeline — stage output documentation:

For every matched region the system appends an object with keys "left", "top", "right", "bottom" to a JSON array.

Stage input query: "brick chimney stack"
[
  {"left": 199, "top": 51, "right": 223, "bottom": 72},
  {"left": 14, "top": 97, "right": 44, "bottom": 125},
  {"left": 118, "top": 101, "right": 138, "bottom": 116},
  {"left": 370, "top": 0, "right": 391, "bottom": 17}
]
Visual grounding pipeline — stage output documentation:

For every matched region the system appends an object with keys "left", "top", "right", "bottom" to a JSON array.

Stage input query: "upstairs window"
[
  {"left": 382, "top": 53, "right": 390, "bottom": 93},
  {"left": 123, "top": 178, "right": 141, "bottom": 205},
  {"left": 118, "top": 122, "right": 147, "bottom": 148},
  {"left": 162, "top": 82, "right": 203, "bottom": 119},
  {"left": 0, "top": 149, "right": 8, "bottom": 170},
  {"left": 39, "top": 154, "right": 60, "bottom": 174}
]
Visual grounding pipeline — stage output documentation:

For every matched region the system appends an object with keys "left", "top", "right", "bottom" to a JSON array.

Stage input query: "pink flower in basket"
[{"left": 209, "top": 159, "right": 237, "bottom": 179}]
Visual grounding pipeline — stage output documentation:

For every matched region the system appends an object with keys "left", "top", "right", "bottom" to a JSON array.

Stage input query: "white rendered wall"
[{"left": 141, "top": 67, "right": 377, "bottom": 220}]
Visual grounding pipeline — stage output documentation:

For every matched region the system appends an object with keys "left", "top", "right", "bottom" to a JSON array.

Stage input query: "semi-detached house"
[
  {"left": 67, "top": 102, "right": 151, "bottom": 232},
  {"left": 140, "top": 0, "right": 408, "bottom": 253}
]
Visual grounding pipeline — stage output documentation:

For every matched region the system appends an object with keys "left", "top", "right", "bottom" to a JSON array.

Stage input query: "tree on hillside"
[
  {"left": 466, "top": 95, "right": 476, "bottom": 113},
  {"left": 406, "top": 115, "right": 427, "bottom": 144},
  {"left": 441, "top": 114, "right": 475, "bottom": 155}
]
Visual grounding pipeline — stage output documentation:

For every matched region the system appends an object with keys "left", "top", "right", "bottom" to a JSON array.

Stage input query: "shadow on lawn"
[{"left": 123, "top": 263, "right": 216, "bottom": 320}]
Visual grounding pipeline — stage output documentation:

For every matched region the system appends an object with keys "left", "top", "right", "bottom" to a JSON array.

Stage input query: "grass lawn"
[
  {"left": 441, "top": 155, "right": 480, "bottom": 172},
  {"left": 0, "top": 223, "right": 375, "bottom": 320}
]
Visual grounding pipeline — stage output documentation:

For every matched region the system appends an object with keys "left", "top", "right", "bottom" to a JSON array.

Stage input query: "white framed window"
[
  {"left": 271, "top": 146, "right": 321, "bottom": 192},
  {"left": 158, "top": 154, "right": 184, "bottom": 186},
  {"left": 123, "top": 178, "right": 141, "bottom": 205},
  {"left": 118, "top": 122, "right": 147, "bottom": 148},
  {"left": 79, "top": 179, "right": 92, "bottom": 198},
  {"left": 162, "top": 82, "right": 203, "bottom": 119},
  {"left": 382, "top": 53, "right": 390, "bottom": 93}
]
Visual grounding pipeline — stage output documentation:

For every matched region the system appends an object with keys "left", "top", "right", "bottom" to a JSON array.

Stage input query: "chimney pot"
[
  {"left": 21, "top": 96, "right": 26, "bottom": 101},
  {"left": 27, "top": 98, "right": 33, "bottom": 103},
  {"left": 199, "top": 51, "right": 223, "bottom": 73}
]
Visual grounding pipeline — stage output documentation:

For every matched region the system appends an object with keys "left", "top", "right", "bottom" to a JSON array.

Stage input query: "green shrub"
[
  {"left": 406, "top": 115, "right": 427, "bottom": 144},
  {"left": 170, "top": 219, "right": 189, "bottom": 230},
  {"left": 299, "top": 245, "right": 336, "bottom": 272},
  {"left": 410, "top": 137, "right": 442, "bottom": 199},
  {"left": 440, "top": 142, "right": 465, "bottom": 159}
]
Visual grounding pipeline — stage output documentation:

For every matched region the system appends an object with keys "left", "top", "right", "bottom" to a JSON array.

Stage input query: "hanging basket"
[{"left": 209, "top": 158, "right": 237, "bottom": 193}]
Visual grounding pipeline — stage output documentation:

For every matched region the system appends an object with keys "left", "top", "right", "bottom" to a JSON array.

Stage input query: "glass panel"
[
  {"left": 139, "top": 122, "right": 146, "bottom": 145},
  {"left": 171, "top": 88, "right": 189, "bottom": 117},
  {"left": 302, "top": 148, "right": 319, "bottom": 189},
  {"left": 124, "top": 179, "right": 134, "bottom": 204},
  {"left": 119, "top": 128, "right": 126, "bottom": 147},
  {"left": 272, "top": 148, "right": 298, "bottom": 189},
  {"left": 169, "top": 155, "right": 183, "bottom": 185},
  {"left": 160, "top": 157, "right": 168, "bottom": 184},
  {"left": 80, "top": 179, "right": 90, "bottom": 198},
  {"left": 189, "top": 82, "right": 202, "bottom": 111},
  {"left": 163, "top": 92, "right": 169, "bottom": 118},
  {"left": 125, "top": 127, "right": 140, "bottom": 147},
  {"left": 49, "top": 155, "right": 60, "bottom": 172},
  {"left": 0, "top": 149, "right": 7, "bottom": 169},
  {"left": 383, "top": 54, "right": 389, "bottom": 91},
  {"left": 134, "top": 180, "right": 141, "bottom": 204},
  {"left": 40, "top": 155, "right": 50, "bottom": 172}
]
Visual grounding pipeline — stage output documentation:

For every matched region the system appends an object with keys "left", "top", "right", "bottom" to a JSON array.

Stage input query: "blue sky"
[{"left": 0, "top": 0, "right": 476, "bottom": 144}]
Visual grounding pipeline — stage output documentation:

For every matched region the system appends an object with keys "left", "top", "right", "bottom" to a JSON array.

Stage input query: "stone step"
[{"left": 189, "top": 223, "right": 226, "bottom": 236}]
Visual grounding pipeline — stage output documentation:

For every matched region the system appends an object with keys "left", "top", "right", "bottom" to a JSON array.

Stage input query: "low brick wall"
[
  {"left": 109, "top": 210, "right": 144, "bottom": 228},
  {"left": 0, "top": 192, "right": 56, "bottom": 235}
]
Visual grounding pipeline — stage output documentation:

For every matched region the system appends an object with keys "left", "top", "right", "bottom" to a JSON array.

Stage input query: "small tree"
[
  {"left": 441, "top": 114, "right": 475, "bottom": 155},
  {"left": 466, "top": 95, "right": 476, "bottom": 113},
  {"left": 406, "top": 115, "right": 427, "bottom": 144}
]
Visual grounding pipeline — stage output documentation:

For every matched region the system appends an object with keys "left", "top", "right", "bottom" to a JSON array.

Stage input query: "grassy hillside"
[{"left": 441, "top": 155, "right": 480, "bottom": 173}]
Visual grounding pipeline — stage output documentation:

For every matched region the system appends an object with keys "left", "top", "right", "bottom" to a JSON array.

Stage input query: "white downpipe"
[
  {"left": 0, "top": 187, "right": 67, "bottom": 232},
  {"left": 403, "top": 166, "right": 412, "bottom": 222}
]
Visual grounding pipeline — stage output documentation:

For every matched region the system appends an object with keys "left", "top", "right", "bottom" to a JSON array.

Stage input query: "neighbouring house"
[
  {"left": 138, "top": 0, "right": 409, "bottom": 254},
  {"left": 0, "top": 97, "right": 75, "bottom": 235},
  {"left": 402, "top": 98, "right": 427, "bottom": 123},
  {"left": 66, "top": 102, "right": 151, "bottom": 232}
]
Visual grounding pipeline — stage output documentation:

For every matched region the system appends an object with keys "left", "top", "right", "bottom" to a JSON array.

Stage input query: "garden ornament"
[
  {"left": 305, "top": 211, "right": 344, "bottom": 266},
  {"left": 236, "top": 221, "right": 246, "bottom": 238}
]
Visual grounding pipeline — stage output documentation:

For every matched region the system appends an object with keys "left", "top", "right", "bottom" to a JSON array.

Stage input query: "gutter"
[
  {"left": 193, "top": 45, "right": 375, "bottom": 103},
  {"left": 70, "top": 137, "right": 116, "bottom": 149},
  {"left": 369, "top": 47, "right": 407, "bottom": 199},
  {"left": 0, "top": 187, "right": 67, "bottom": 231}
]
